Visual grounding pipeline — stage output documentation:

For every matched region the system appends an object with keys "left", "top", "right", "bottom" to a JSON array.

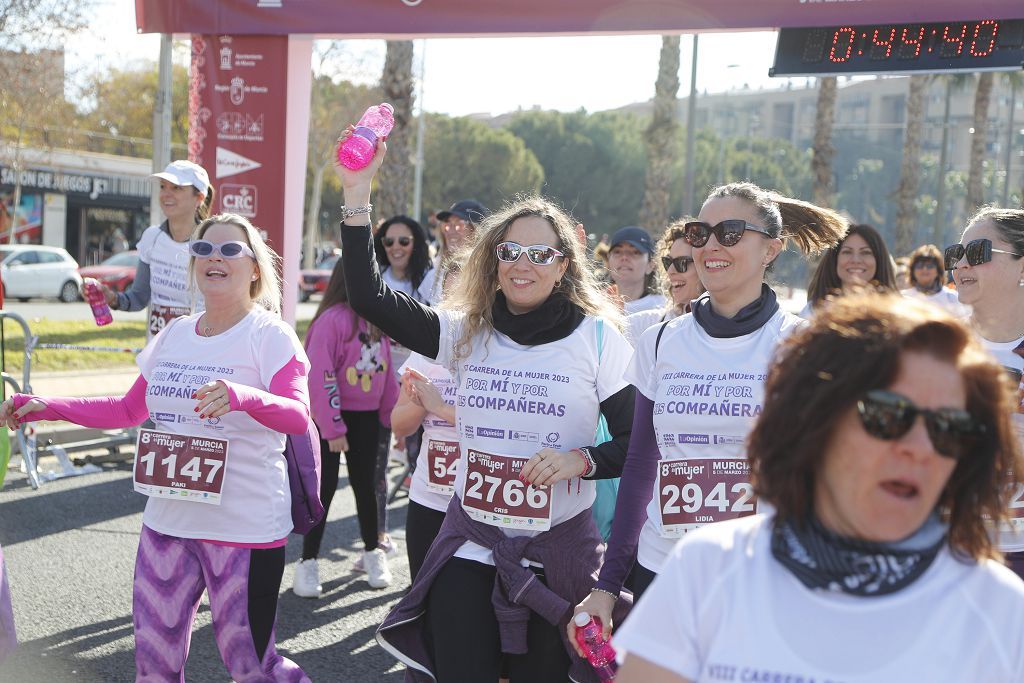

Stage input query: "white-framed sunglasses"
[
  {"left": 189, "top": 240, "right": 256, "bottom": 259},
  {"left": 495, "top": 241, "right": 565, "bottom": 266}
]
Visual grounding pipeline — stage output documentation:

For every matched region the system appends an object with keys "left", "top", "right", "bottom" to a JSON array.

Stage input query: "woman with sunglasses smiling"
[
  {"left": 947, "top": 207, "right": 1024, "bottom": 577},
  {"left": 900, "top": 243, "right": 967, "bottom": 316},
  {"left": 334, "top": 131, "right": 635, "bottom": 682},
  {"left": 625, "top": 219, "right": 707, "bottom": 345},
  {"left": 802, "top": 223, "right": 898, "bottom": 316},
  {"left": 0, "top": 213, "right": 313, "bottom": 681},
  {"left": 614, "top": 293, "right": 1024, "bottom": 682},
  {"left": 571, "top": 182, "right": 845, "bottom": 648},
  {"left": 374, "top": 215, "right": 435, "bottom": 307}
]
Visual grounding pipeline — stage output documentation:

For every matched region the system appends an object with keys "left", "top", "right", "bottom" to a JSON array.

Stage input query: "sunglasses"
[
  {"left": 683, "top": 220, "right": 774, "bottom": 248},
  {"left": 189, "top": 240, "right": 255, "bottom": 259},
  {"left": 857, "top": 389, "right": 982, "bottom": 459},
  {"left": 1004, "top": 366, "right": 1023, "bottom": 387},
  {"left": 383, "top": 236, "right": 412, "bottom": 248},
  {"left": 495, "top": 241, "right": 565, "bottom": 266},
  {"left": 943, "top": 239, "right": 1024, "bottom": 270},
  {"left": 661, "top": 255, "right": 694, "bottom": 273}
]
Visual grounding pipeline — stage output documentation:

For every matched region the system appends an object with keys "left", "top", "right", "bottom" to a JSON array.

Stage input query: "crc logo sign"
[{"left": 221, "top": 184, "right": 258, "bottom": 217}]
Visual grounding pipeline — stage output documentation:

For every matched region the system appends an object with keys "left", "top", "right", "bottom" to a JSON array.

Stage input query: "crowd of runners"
[{"left": 1, "top": 124, "right": 1024, "bottom": 682}]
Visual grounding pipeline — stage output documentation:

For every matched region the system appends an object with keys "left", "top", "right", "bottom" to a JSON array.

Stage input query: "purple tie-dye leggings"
[{"left": 133, "top": 526, "right": 309, "bottom": 682}]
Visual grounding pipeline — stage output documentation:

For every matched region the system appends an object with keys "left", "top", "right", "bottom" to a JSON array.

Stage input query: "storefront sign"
[{"left": 0, "top": 166, "right": 150, "bottom": 200}]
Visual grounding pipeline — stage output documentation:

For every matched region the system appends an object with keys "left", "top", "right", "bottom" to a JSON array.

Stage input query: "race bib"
[
  {"left": 426, "top": 439, "right": 460, "bottom": 495},
  {"left": 149, "top": 303, "right": 191, "bottom": 337},
  {"left": 134, "top": 429, "right": 229, "bottom": 505},
  {"left": 658, "top": 457, "right": 756, "bottom": 538},
  {"left": 461, "top": 449, "right": 552, "bottom": 531}
]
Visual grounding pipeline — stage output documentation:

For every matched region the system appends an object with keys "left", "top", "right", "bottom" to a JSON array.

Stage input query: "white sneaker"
[
  {"left": 292, "top": 558, "right": 322, "bottom": 598},
  {"left": 379, "top": 533, "right": 399, "bottom": 557},
  {"left": 363, "top": 548, "right": 392, "bottom": 589}
]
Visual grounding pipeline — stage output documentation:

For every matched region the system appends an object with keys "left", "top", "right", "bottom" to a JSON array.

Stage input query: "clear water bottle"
[
  {"left": 82, "top": 278, "right": 113, "bottom": 326},
  {"left": 573, "top": 612, "right": 618, "bottom": 681},
  {"left": 337, "top": 103, "right": 395, "bottom": 170}
]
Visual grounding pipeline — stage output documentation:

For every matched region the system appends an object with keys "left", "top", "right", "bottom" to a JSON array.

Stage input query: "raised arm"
[{"left": 3, "top": 375, "right": 150, "bottom": 429}]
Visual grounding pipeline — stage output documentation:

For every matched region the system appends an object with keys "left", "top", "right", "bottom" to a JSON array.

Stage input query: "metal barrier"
[{"left": 0, "top": 312, "right": 133, "bottom": 490}]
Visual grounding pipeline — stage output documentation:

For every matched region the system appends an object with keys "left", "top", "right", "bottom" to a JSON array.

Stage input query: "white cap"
[
  {"left": 574, "top": 612, "right": 591, "bottom": 627},
  {"left": 152, "top": 160, "right": 211, "bottom": 196}
]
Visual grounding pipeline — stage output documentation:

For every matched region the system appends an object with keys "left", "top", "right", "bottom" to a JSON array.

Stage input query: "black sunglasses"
[
  {"left": 383, "top": 236, "right": 412, "bottom": 248},
  {"left": 661, "top": 255, "right": 694, "bottom": 273},
  {"left": 943, "top": 238, "right": 1023, "bottom": 270},
  {"left": 683, "top": 220, "right": 774, "bottom": 248},
  {"left": 857, "top": 390, "right": 982, "bottom": 460}
]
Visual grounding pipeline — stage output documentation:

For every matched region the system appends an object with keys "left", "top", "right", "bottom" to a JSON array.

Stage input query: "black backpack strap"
[{"left": 654, "top": 321, "right": 669, "bottom": 360}]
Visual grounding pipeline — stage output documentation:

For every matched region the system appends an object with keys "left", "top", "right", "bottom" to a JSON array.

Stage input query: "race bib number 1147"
[{"left": 134, "top": 429, "right": 229, "bottom": 505}]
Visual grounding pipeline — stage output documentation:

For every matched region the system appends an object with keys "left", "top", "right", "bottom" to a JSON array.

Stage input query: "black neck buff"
[
  {"left": 490, "top": 290, "right": 585, "bottom": 346},
  {"left": 691, "top": 283, "right": 780, "bottom": 338},
  {"left": 771, "top": 513, "right": 947, "bottom": 597}
]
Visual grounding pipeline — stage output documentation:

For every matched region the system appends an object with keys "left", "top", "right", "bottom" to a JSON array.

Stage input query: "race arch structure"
[{"left": 134, "top": 0, "right": 1024, "bottom": 322}]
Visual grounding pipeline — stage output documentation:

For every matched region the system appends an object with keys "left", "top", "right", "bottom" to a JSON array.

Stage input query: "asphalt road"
[
  {"left": 1, "top": 300, "right": 320, "bottom": 323},
  {"left": 0, "top": 459, "right": 411, "bottom": 682}
]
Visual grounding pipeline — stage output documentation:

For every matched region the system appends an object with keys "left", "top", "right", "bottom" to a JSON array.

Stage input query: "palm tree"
[
  {"left": 965, "top": 72, "right": 994, "bottom": 214},
  {"left": 893, "top": 75, "right": 928, "bottom": 257},
  {"left": 375, "top": 40, "right": 415, "bottom": 221},
  {"left": 811, "top": 77, "right": 837, "bottom": 207},
  {"left": 639, "top": 35, "right": 681, "bottom": 232},
  {"left": 1001, "top": 72, "right": 1022, "bottom": 206}
]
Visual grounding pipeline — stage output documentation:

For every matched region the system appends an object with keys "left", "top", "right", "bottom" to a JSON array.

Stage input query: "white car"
[{"left": 0, "top": 245, "right": 83, "bottom": 303}]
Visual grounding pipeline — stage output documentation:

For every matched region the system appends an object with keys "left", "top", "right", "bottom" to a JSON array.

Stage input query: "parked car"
[
  {"left": 79, "top": 250, "right": 140, "bottom": 293},
  {"left": 299, "top": 253, "right": 339, "bottom": 302},
  {"left": 0, "top": 245, "right": 83, "bottom": 303}
]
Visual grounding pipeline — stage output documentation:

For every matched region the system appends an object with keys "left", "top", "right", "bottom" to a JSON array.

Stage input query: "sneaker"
[
  {"left": 363, "top": 548, "right": 393, "bottom": 589},
  {"left": 292, "top": 558, "right": 322, "bottom": 598},
  {"left": 388, "top": 444, "right": 408, "bottom": 467},
  {"left": 352, "top": 554, "right": 365, "bottom": 573},
  {"left": 379, "top": 534, "right": 399, "bottom": 557}
]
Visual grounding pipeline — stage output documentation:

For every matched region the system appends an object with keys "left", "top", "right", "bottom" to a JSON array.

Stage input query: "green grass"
[{"left": 0, "top": 318, "right": 313, "bottom": 373}]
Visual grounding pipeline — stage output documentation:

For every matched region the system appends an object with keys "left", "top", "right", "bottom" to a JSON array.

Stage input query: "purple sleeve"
[
  {"left": 304, "top": 314, "right": 348, "bottom": 440},
  {"left": 378, "top": 338, "right": 400, "bottom": 429},
  {"left": 595, "top": 393, "right": 659, "bottom": 595},
  {"left": 225, "top": 354, "right": 310, "bottom": 435},
  {"left": 12, "top": 375, "right": 150, "bottom": 428}
]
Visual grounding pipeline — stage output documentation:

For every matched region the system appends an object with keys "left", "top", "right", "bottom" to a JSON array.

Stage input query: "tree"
[
  {"left": 421, "top": 114, "right": 543, "bottom": 217},
  {"left": 893, "top": 75, "right": 928, "bottom": 255},
  {"left": 638, "top": 36, "right": 680, "bottom": 233},
  {"left": 375, "top": 40, "right": 415, "bottom": 221},
  {"left": 966, "top": 72, "right": 994, "bottom": 214},
  {"left": 811, "top": 76, "right": 837, "bottom": 206}
]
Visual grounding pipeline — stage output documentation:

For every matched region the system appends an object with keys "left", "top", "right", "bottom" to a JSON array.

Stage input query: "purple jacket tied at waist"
[{"left": 377, "top": 497, "right": 632, "bottom": 683}]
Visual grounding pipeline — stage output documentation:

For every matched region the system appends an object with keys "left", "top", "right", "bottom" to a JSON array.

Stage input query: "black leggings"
[
  {"left": 426, "top": 557, "right": 571, "bottom": 683},
  {"left": 405, "top": 500, "right": 446, "bottom": 582},
  {"left": 303, "top": 410, "right": 381, "bottom": 558}
]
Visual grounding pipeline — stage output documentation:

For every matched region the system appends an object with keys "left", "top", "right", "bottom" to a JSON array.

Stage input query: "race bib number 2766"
[{"left": 461, "top": 449, "right": 552, "bottom": 531}]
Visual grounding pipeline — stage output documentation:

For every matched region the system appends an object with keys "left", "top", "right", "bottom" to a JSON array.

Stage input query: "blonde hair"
[
  {"left": 190, "top": 213, "right": 283, "bottom": 315},
  {"left": 443, "top": 195, "right": 622, "bottom": 362}
]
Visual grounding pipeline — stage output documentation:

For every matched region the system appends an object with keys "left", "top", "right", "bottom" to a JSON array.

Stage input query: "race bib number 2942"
[
  {"left": 658, "top": 457, "right": 755, "bottom": 537},
  {"left": 461, "top": 449, "right": 552, "bottom": 531},
  {"left": 134, "top": 429, "right": 229, "bottom": 505}
]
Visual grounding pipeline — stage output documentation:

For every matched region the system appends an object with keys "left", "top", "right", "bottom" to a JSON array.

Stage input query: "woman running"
[
  {"left": 335, "top": 132, "right": 636, "bottom": 682},
  {"left": 571, "top": 182, "right": 845, "bottom": 645},
  {"left": 94, "top": 160, "right": 216, "bottom": 338},
  {"left": 802, "top": 223, "right": 897, "bottom": 316},
  {"left": 946, "top": 206, "right": 1024, "bottom": 577},
  {"left": 2, "top": 213, "right": 311, "bottom": 682},
  {"left": 292, "top": 258, "right": 399, "bottom": 595},
  {"left": 615, "top": 293, "right": 1024, "bottom": 682}
]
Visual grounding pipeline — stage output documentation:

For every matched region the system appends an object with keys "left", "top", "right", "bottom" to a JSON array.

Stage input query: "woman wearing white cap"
[{"left": 91, "top": 160, "right": 216, "bottom": 339}]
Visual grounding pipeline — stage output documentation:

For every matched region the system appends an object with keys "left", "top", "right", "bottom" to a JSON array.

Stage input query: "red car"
[
  {"left": 299, "top": 253, "right": 338, "bottom": 302},
  {"left": 78, "top": 250, "right": 139, "bottom": 292}
]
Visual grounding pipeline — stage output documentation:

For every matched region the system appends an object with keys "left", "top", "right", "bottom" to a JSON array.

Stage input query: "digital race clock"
[{"left": 770, "top": 19, "right": 1024, "bottom": 76}]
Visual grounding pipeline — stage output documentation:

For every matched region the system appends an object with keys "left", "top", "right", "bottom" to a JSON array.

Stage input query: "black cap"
[
  {"left": 610, "top": 226, "right": 655, "bottom": 255},
  {"left": 437, "top": 199, "right": 487, "bottom": 225}
]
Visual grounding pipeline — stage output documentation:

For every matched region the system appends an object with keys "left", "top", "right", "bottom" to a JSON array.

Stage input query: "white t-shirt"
[
  {"left": 434, "top": 311, "right": 632, "bottom": 565},
  {"left": 625, "top": 308, "right": 672, "bottom": 347},
  {"left": 615, "top": 514, "right": 1024, "bottom": 682},
  {"left": 401, "top": 352, "right": 460, "bottom": 513},
  {"left": 626, "top": 308, "right": 803, "bottom": 573},
  {"left": 901, "top": 287, "right": 970, "bottom": 318},
  {"left": 981, "top": 333, "right": 1024, "bottom": 552},
  {"left": 383, "top": 266, "right": 437, "bottom": 371},
  {"left": 136, "top": 224, "right": 203, "bottom": 338},
  {"left": 135, "top": 307, "right": 309, "bottom": 543},
  {"left": 624, "top": 293, "right": 668, "bottom": 315}
]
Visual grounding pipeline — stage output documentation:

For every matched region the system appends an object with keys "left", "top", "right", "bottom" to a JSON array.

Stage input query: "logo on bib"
[
  {"left": 678, "top": 433, "right": 710, "bottom": 445},
  {"left": 510, "top": 430, "right": 539, "bottom": 443},
  {"left": 476, "top": 427, "right": 505, "bottom": 439}
]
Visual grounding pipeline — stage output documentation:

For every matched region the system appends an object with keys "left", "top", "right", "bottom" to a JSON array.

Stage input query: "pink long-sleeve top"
[{"left": 304, "top": 304, "right": 400, "bottom": 440}]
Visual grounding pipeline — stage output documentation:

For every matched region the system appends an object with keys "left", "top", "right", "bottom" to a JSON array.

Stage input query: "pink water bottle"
[
  {"left": 83, "top": 278, "right": 113, "bottom": 326},
  {"left": 337, "top": 103, "right": 395, "bottom": 170},
  {"left": 573, "top": 612, "right": 618, "bottom": 681}
]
